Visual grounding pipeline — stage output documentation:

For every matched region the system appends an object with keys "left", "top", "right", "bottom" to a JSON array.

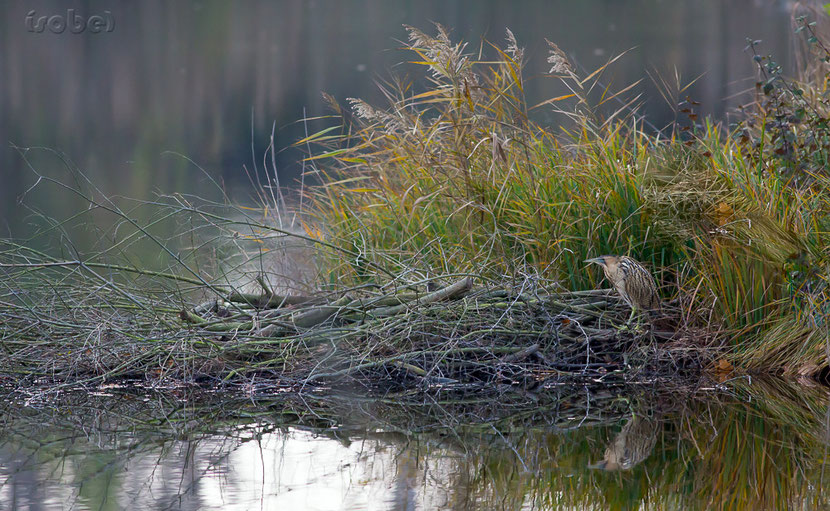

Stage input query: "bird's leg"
[
  {"left": 619, "top": 307, "right": 646, "bottom": 334},
  {"left": 616, "top": 307, "right": 637, "bottom": 333},
  {"left": 633, "top": 314, "right": 644, "bottom": 334},
  {"left": 630, "top": 308, "right": 648, "bottom": 334}
]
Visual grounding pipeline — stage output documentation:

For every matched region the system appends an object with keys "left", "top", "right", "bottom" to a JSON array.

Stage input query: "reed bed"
[{"left": 305, "top": 19, "right": 830, "bottom": 377}]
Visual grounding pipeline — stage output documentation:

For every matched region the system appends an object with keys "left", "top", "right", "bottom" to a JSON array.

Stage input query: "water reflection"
[
  {"left": 589, "top": 411, "right": 659, "bottom": 471},
  {"left": 0, "top": 379, "right": 828, "bottom": 510}
]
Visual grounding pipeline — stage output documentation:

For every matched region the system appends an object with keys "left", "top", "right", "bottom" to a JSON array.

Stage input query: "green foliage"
[{"left": 307, "top": 23, "right": 830, "bottom": 373}]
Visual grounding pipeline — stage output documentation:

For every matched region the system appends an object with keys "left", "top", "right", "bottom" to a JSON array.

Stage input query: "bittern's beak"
[
  {"left": 588, "top": 460, "right": 609, "bottom": 470},
  {"left": 584, "top": 257, "right": 604, "bottom": 265}
]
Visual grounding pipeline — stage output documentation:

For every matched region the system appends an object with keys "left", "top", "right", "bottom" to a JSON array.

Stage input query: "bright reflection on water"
[
  {"left": 1, "top": 378, "right": 829, "bottom": 510},
  {"left": 128, "top": 428, "right": 406, "bottom": 510},
  {"left": 208, "top": 429, "right": 432, "bottom": 510}
]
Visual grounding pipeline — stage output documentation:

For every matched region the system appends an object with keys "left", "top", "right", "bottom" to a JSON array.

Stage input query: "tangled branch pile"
[
  {"left": 185, "top": 277, "right": 709, "bottom": 386},
  {"left": 0, "top": 249, "right": 710, "bottom": 389}
]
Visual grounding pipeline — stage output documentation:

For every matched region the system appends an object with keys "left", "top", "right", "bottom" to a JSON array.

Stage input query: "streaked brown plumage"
[{"left": 584, "top": 255, "right": 660, "bottom": 314}]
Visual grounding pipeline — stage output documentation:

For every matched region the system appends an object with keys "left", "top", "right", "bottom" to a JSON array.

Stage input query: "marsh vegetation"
[
  {"left": 5, "top": 14, "right": 830, "bottom": 391},
  {"left": 3, "top": 5, "right": 830, "bottom": 510},
  {"left": 0, "top": 6, "right": 828, "bottom": 421}
]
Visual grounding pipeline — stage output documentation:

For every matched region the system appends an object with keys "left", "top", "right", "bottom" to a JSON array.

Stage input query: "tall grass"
[{"left": 306, "top": 23, "right": 830, "bottom": 374}]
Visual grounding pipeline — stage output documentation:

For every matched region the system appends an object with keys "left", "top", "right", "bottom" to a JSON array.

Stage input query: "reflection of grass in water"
[
  {"left": 684, "top": 378, "right": 828, "bottom": 511},
  {"left": 401, "top": 380, "right": 830, "bottom": 511}
]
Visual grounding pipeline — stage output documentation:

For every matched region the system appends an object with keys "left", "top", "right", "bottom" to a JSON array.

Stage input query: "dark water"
[
  {"left": 0, "top": 378, "right": 828, "bottom": 510},
  {"left": 0, "top": 0, "right": 802, "bottom": 240}
]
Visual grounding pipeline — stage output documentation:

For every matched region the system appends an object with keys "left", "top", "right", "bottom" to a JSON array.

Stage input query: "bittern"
[{"left": 584, "top": 255, "right": 660, "bottom": 323}]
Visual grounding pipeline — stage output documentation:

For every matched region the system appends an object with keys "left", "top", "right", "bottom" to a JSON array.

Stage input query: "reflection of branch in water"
[{"left": 491, "top": 424, "right": 528, "bottom": 471}]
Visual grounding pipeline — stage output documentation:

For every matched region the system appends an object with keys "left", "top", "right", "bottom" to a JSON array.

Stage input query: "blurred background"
[{"left": 0, "top": 0, "right": 800, "bottom": 237}]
